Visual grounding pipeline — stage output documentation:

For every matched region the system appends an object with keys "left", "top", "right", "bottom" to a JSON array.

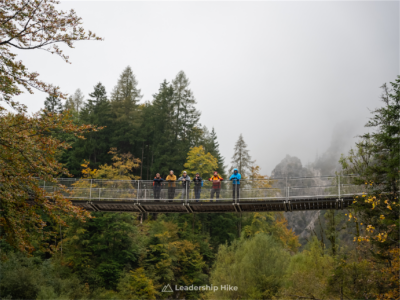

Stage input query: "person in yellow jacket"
[
  {"left": 165, "top": 170, "right": 177, "bottom": 202},
  {"left": 208, "top": 171, "right": 223, "bottom": 201}
]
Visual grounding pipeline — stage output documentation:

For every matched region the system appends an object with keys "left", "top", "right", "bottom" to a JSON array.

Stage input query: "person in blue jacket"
[{"left": 229, "top": 168, "right": 241, "bottom": 201}]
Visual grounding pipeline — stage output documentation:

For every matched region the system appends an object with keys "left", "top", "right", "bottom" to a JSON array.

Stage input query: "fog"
[{"left": 16, "top": 1, "right": 399, "bottom": 175}]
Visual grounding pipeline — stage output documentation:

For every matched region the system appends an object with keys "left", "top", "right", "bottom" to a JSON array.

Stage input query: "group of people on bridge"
[{"left": 152, "top": 169, "right": 242, "bottom": 202}]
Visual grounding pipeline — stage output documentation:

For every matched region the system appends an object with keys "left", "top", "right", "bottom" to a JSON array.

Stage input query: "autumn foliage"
[
  {"left": 0, "top": 0, "right": 102, "bottom": 252},
  {"left": 0, "top": 109, "right": 100, "bottom": 252},
  {"left": 0, "top": 0, "right": 101, "bottom": 105}
]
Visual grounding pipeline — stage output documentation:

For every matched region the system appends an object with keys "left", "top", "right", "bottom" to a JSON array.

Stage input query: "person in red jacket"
[{"left": 209, "top": 171, "right": 223, "bottom": 202}]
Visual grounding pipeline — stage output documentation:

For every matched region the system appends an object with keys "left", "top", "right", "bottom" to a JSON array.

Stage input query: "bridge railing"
[{"left": 37, "top": 175, "right": 364, "bottom": 202}]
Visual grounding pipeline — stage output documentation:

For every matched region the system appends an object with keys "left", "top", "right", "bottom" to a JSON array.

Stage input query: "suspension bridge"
[{"left": 38, "top": 175, "right": 362, "bottom": 213}]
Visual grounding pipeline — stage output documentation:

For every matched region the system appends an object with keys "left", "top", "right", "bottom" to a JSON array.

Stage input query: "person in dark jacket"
[
  {"left": 229, "top": 168, "right": 241, "bottom": 201},
  {"left": 209, "top": 171, "right": 223, "bottom": 202},
  {"left": 178, "top": 171, "right": 191, "bottom": 200},
  {"left": 153, "top": 173, "right": 164, "bottom": 201},
  {"left": 193, "top": 173, "right": 203, "bottom": 201}
]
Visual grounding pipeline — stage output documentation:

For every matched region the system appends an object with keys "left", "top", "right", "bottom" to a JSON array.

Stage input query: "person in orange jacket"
[
  {"left": 209, "top": 171, "right": 223, "bottom": 201},
  {"left": 165, "top": 170, "right": 177, "bottom": 202}
]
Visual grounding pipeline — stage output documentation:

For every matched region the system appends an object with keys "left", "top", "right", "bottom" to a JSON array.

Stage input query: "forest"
[
  {"left": 53, "top": 67, "right": 229, "bottom": 180},
  {"left": 0, "top": 1, "right": 399, "bottom": 299}
]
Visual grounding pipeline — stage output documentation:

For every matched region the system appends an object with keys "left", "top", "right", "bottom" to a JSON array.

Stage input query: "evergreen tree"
[
  {"left": 64, "top": 95, "right": 75, "bottom": 112},
  {"left": 230, "top": 134, "right": 254, "bottom": 178},
  {"left": 63, "top": 89, "right": 85, "bottom": 122},
  {"left": 61, "top": 83, "right": 113, "bottom": 175},
  {"left": 170, "top": 71, "right": 202, "bottom": 171},
  {"left": 146, "top": 80, "right": 179, "bottom": 176},
  {"left": 172, "top": 71, "right": 201, "bottom": 147},
  {"left": 71, "top": 88, "right": 85, "bottom": 113},
  {"left": 110, "top": 66, "right": 143, "bottom": 153},
  {"left": 206, "top": 127, "right": 227, "bottom": 178},
  {"left": 340, "top": 76, "right": 399, "bottom": 250},
  {"left": 79, "top": 82, "right": 113, "bottom": 166},
  {"left": 44, "top": 88, "right": 63, "bottom": 113}
]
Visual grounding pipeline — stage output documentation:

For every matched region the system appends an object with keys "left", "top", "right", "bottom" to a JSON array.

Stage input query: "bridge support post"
[
  {"left": 185, "top": 184, "right": 188, "bottom": 205},
  {"left": 89, "top": 179, "right": 92, "bottom": 201},
  {"left": 285, "top": 186, "right": 291, "bottom": 212},
  {"left": 337, "top": 175, "right": 342, "bottom": 210},
  {"left": 137, "top": 181, "right": 139, "bottom": 203}
]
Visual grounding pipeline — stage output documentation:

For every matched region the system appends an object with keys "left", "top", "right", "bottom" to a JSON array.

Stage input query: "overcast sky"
[{"left": 17, "top": 1, "right": 399, "bottom": 175}]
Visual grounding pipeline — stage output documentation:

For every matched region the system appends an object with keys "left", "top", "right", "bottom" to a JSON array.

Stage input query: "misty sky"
[{"left": 17, "top": 1, "right": 399, "bottom": 175}]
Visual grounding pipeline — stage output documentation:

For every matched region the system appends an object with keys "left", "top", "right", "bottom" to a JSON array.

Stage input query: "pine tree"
[
  {"left": 61, "top": 83, "right": 113, "bottom": 175},
  {"left": 206, "top": 127, "right": 227, "bottom": 178},
  {"left": 110, "top": 66, "right": 143, "bottom": 153},
  {"left": 79, "top": 82, "right": 112, "bottom": 166},
  {"left": 63, "top": 89, "right": 84, "bottom": 122},
  {"left": 64, "top": 95, "right": 75, "bottom": 112},
  {"left": 230, "top": 134, "right": 254, "bottom": 178},
  {"left": 71, "top": 89, "right": 85, "bottom": 113},
  {"left": 146, "top": 80, "right": 178, "bottom": 177},
  {"left": 138, "top": 74, "right": 202, "bottom": 178},
  {"left": 340, "top": 76, "right": 399, "bottom": 249},
  {"left": 172, "top": 71, "right": 201, "bottom": 146},
  {"left": 44, "top": 88, "right": 63, "bottom": 113}
]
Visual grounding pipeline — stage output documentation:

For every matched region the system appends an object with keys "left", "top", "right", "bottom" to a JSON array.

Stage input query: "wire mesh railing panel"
[
  {"left": 341, "top": 184, "right": 365, "bottom": 196},
  {"left": 288, "top": 186, "right": 338, "bottom": 198},
  {"left": 34, "top": 176, "right": 364, "bottom": 202},
  {"left": 287, "top": 176, "right": 337, "bottom": 188}
]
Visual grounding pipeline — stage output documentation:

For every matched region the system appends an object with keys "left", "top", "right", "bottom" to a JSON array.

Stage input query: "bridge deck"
[
  {"left": 71, "top": 196, "right": 355, "bottom": 213},
  {"left": 36, "top": 176, "right": 361, "bottom": 213}
]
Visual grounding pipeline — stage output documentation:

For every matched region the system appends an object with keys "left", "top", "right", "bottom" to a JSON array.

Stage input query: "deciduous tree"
[
  {"left": 0, "top": 0, "right": 101, "bottom": 252},
  {"left": 0, "top": 110, "right": 97, "bottom": 252},
  {"left": 0, "top": 0, "right": 101, "bottom": 106},
  {"left": 183, "top": 146, "right": 218, "bottom": 179}
]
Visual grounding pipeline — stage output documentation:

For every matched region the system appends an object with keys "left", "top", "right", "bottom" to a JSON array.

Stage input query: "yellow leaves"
[
  {"left": 380, "top": 215, "right": 385, "bottom": 220},
  {"left": 376, "top": 232, "right": 388, "bottom": 243},
  {"left": 353, "top": 236, "right": 370, "bottom": 242},
  {"left": 183, "top": 146, "right": 218, "bottom": 179},
  {"left": 244, "top": 212, "right": 300, "bottom": 253},
  {"left": 0, "top": 107, "right": 95, "bottom": 253},
  {"left": 353, "top": 236, "right": 367, "bottom": 243},
  {"left": 364, "top": 246, "right": 399, "bottom": 298},
  {"left": 250, "top": 165, "right": 272, "bottom": 188},
  {"left": 80, "top": 160, "right": 98, "bottom": 179},
  {"left": 81, "top": 148, "right": 141, "bottom": 181},
  {"left": 366, "top": 225, "right": 375, "bottom": 233},
  {"left": 118, "top": 268, "right": 158, "bottom": 299},
  {"left": 383, "top": 199, "right": 393, "bottom": 210}
]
